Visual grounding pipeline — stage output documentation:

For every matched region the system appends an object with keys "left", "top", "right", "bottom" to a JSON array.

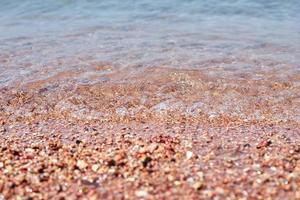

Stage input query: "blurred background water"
[{"left": 0, "top": 0, "right": 299, "bottom": 85}]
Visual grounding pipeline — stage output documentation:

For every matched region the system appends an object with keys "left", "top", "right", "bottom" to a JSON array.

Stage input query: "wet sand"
[{"left": 0, "top": 66, "right": 300, "bottom": 199}]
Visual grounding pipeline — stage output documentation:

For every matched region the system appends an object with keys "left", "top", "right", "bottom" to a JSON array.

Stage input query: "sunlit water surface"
[{"left": 0, "top": 0, "right": 299, "bottom": 85}]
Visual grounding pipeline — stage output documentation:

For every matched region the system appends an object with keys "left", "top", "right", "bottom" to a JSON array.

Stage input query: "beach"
[
  {"left": 1, "top": 0, "right": 300, "bottom": 199},
  {"left": 1, "top": 65, "right": 300, "bottom": 199}
]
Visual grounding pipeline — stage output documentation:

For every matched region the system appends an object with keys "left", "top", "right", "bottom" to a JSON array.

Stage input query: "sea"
[{"left": 0, "top": 0, "right": 299, "bottom": 86}]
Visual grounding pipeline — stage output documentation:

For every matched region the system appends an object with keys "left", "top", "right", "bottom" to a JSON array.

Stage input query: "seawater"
[{"left": 0, "top": 0, "right": 299, "bottom": 85}]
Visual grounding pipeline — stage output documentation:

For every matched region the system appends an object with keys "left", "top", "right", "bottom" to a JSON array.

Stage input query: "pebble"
[
  {"left": 76, "top": 160, "right": 88, "bottom": 170},
  {"left": 147, "top": 143, "right": 158, "bottom": 153},
  {"left": 91, "top": 164, "right": 100, "bottom": 172},
  {"left": 25, "top": 148, "right": 35, "bottom": 153},
  {"left": 135, "top": 189, "right": 148, "bottom": 197},
  {"left": 186, "top": 151, "right": 194, "bottom": 160},
  {"left": 0, "top": 117, "right": 299, "bottom": 199},
  {"left": 192, "top": 181, "right": 203, "bottom": 190},
  {"left": 257, "top": 139, "right": 272, "bottom": 149}
]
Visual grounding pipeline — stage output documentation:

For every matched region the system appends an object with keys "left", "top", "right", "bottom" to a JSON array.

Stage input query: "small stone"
[
  {"left": 257, "top": 139, "right": 272, "bottom": 149},
  {"left": 192, "top": 181, "right": 203, "bottom": 190},
  {"left": 15, "top": 174, "right": 26, "bottom": 184},
  {"left": 50, "top": 158, "right": 59, "bottom": 164},
  {"left": 187, "top": 177, "right": 194, "bottom": 185},
  {"left": 127, "top": 177, "right": 135, "bottom": 182},
  {"left": 75, "top": 140, "right": 82, "bottom": 145},
  {"left": 215, "top": 187, "right": 225, "bottom": 194},
  {"left": 147, "top": 143, "right": 158, "bottom": 153},
  {"left": 4, "top": 165, "right": 12, "bottom": 174},
  {"left": 76, "top": 160, "right": 88, "bottom": 170},
  {"left": 197, "top": 171, "right": 204, "bottom": 179},
  {"left": 182, "top": 140, "right": 193, "bottom": 148},
  {"left": 0, "top": 127, "right": 6, "bottom": 133},
  {"left": 25, "top": 148, "right": 35, "bottom": 153},
  {"left": 174, "top": 181, "right": 181, "bottom": 186},
  {"left": 243, "top": 143, "right": 251, "bottom": 148},
  {"left": 142, "top": 156, "right": 152, "bottom": 167},
  {"left": 135, "top": 189, "right": 148, "bottom": 197},
  {"left": 92, "top": 164, "right": 100, "bottom": 172},
  {"left": 108, "top": 168, "right": 116, "bottom": 174},
  {"left": 168, "top": 175, "right": 175, "bottom": 181},
  {"left": 186, "top": 151, "right": 194, "bottom": 160},
  {"left": 107, "top": 159, "right": 116, "bottom": 167},
  {"left": 114, "top": 151, "right": 126, "bottom": 162}
]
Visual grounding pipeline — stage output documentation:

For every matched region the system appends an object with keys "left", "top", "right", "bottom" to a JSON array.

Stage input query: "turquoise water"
[{"left": 0, "top": 0, "right": 299, "bottom": 85}]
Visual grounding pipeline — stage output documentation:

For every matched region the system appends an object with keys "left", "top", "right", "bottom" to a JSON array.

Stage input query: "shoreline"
[{"left": 0, "top": 66, "right": 299, "bottom": 199}]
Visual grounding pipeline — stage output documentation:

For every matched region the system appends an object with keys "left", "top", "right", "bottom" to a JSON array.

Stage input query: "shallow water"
[
  {"left": 0, "top": 0, "right": 299, "bottom": 85},
  {"left": 0, "top": 1, "right": 299, "bottom": 124}
]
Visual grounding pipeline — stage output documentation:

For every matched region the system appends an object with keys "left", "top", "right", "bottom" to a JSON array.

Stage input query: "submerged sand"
[{"left": 0, "top": 66, "right": 300, "bottom": 199}]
